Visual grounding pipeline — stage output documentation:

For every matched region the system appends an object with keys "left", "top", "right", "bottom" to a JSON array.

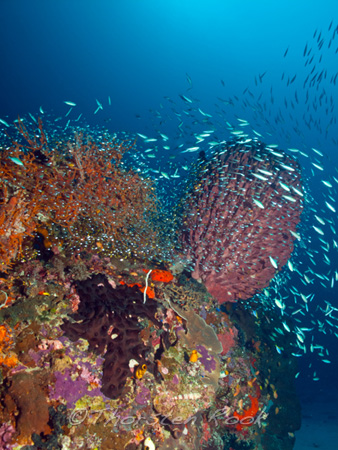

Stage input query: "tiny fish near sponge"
[
  {"left": 135, "top": 363, "right": 147, "bottom": 379},
  {"left": 180, "top": 139, "right": 303, "bottom": 303},
  {"left": 189, "top": 349, "right": 200, "bottom": 363}
]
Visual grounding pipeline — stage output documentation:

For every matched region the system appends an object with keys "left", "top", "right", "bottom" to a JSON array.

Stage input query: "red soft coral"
[{"left": 217, "top": 327, "right": 237, "bottom": 356}]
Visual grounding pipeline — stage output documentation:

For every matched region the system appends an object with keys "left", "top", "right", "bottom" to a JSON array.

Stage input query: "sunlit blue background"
[{"left": 1, "top": 0, "right": 337, "bottom": 157}]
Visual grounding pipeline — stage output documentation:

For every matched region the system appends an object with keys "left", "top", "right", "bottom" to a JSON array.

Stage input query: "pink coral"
[
  {"left": 69, "top": 289, "right": 81, "bottom": 312},
  {"left": 38, "top": 339, "right": 63, "bottom": 351},
  {"left": 218, "top": 328, "right": 238, "bottom": 356},
  {"left": 0, "top": 422, "right": 15, "bottom": 449},
  {"left": 80, "top": 366, "right": 100, "bottom": 385}
]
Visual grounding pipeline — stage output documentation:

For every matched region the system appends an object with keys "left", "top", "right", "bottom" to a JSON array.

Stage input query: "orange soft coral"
[
  {"left": 120, "top": 280, "right": 155, "bottom": 299},
  {"left": 233, "top": 395, "right": 260, "bottom": 431},
  {"left": 0, "top": 324, "right": 18, "bottom": 369},
  {"left": 149, "top": 269, "right": 173, "bottom": 283},
  {"left": 0, "top": 353, "right": 19, "bottom": 367},
  {"left": 0, "top": 324, "right": 12, "bottom": 351}
]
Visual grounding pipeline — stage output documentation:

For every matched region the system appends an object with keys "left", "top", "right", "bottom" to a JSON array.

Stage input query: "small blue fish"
[
  {"left": 275, "top": 345, "right": 282, "bottom": 354},
  {"left": 0, "top": 118, "right": 9, "bottom": 127},
  {"left": 9, "top": 157, "right": 24, "bottom": 166},
  {"left": 64, "top": 101, "right": 76, "bottom": 106}
]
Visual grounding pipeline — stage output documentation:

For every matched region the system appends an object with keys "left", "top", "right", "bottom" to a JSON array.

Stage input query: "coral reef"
[
  {"left": 0, "top": 232, "right": 301, "bottom": 450},
  {"left": 0, "top": 123, "right": 302, "bottom": 449}
]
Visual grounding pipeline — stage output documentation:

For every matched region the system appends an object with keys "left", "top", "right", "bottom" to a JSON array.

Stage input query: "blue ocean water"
[{"left": 1, "top": 1, "right": 338, "bottom": 447}]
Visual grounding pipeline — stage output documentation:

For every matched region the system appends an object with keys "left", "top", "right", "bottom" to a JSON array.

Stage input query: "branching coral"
[{"left": 0, "top": 118, "right": 159, "bottom": 270}]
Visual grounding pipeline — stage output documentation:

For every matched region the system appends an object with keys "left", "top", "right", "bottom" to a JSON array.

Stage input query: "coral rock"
[{"left": 5, "top": 371, "right": 51, "bottom": 444}]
